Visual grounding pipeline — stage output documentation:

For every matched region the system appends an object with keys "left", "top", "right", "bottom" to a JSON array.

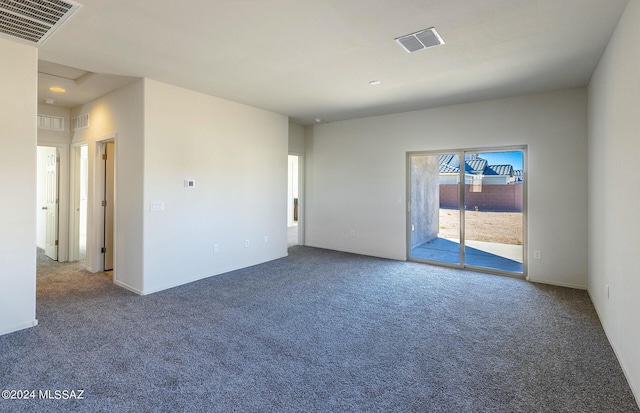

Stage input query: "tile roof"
[
  {"left": 439, "top": 163, "right": 459, "bottom": 173},
  {"left": 439, "top": 154, "right": 459, "bottom": 167},
  {"left": 484, "top": 164, "right": 513, "bottom": 176},
  {"left": 438, "top": 156, "right": 518, "bottom": 177},
  {"left": 465, "top": 159, "right": 487, "bottom": 174}
]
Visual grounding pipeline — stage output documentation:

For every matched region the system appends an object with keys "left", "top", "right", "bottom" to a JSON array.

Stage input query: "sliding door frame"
[{"left": 406, "top": 145, "right": 528, "bottom": 279}]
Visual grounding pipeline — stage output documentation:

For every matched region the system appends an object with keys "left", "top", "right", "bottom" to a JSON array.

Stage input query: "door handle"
[{"left": 42, "top": 206, "right": 48, "bottom": 210}]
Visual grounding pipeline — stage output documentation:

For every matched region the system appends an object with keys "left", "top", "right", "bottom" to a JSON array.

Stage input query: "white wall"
[
  {"left": 305, "top": 88, "right": 588, "bottom": 288},
  {"left": 0, "top": 38, "right": 38, "bottom": 335},
  {"left": 142, "top": 79, "right": 289, "bottom": 294},
  {"left": 288, "top": 122, "right": 305, "bottom": 154},
  {"left": 588, "top": 0, "right": 640, "bottom": 404},
  {"left": 71, "top": 80, "right": 145, "bottom": 291},
  {"left": 38, "top": 104, "right": 71, "bottom": 145}
]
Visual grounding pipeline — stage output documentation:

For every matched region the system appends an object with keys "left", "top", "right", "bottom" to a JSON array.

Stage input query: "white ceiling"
[
  {"left": 38, "top": 61, "right": 137, "bottom": 108},
  {"left": 36, "top": 0, "right": 629, "bottom": 124}
]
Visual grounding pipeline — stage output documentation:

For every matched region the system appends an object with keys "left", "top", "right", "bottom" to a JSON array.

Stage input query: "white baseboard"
[
  {"left": 588, "top": 289, "right": 640, "bottom": 409},
  {"left": 140, "top": 253, "right": 289, "bottom": 296},
  {"left": 113, "top": 279, "right": 143, "bottom": 296},
  {"left": 527, "top": 277, "right": 587, "bottom": 290},
  {"left": 0, "top": 319, "right": 38, "bottom": 337}
]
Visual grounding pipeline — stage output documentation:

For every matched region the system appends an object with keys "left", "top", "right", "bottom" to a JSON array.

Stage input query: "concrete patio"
[{"left": 411, "top": 237, "right": 523, "bottom": 273}]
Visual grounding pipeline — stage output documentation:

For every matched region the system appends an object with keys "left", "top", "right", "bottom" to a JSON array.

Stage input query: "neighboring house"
[
  {"left": 483, "top": 164, "right": 514, "bottom": 185},
  {"left": 512, "top": 169, "right": 523, "bottom": 184},
  {"left": 438, "top": 155, "right": 520, "bottom": 186},
  {"left": 438, "top": 156, "right": 523, "bottom": 212}
]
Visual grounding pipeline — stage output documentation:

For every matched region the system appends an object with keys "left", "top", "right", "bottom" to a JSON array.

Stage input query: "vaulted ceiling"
[{"left": 26, "top": 0, "right": 631, "bottom": 124}]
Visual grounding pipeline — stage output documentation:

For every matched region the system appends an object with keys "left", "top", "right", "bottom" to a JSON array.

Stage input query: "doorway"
[
  {"left": 408, "top": 147, "right": 526, "bottom": 276},
  {"left": 287, "top": 154, "right": 302, "bottom": 247},
  {"left": 70, "top": 144, "right": 88, "bottom": 265},
  {"left": 103, "top": 141, "right": 115, "bottom": 271}
]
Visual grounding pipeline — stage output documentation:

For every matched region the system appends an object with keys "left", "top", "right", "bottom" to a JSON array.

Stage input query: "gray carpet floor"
[{"left": 0, "top": 247, "right": 638, "bottom": 412}]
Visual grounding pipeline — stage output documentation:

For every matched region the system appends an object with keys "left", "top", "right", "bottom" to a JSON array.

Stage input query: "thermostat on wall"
[{"left": 184, "top": 179, "right": 195, "bottom": 188}]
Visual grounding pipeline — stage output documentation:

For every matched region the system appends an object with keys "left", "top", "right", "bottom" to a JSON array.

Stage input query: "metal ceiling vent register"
[
  {"left": 0, "top": 0, "right": 81, "bottom": 45},
  {"left": 395, "top": 27, "right": 444, "bottom": 53}
]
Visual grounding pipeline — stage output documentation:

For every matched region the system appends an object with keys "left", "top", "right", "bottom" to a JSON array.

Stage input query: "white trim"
[
  {"left": 89, "top": 134, "right": 116, "bottom": 274},
  {"left": 297, "top": 154, "right": 305, "bottom": 246},
  {"left": 68, "top": 145, "right": 79, "bottom": 262}
]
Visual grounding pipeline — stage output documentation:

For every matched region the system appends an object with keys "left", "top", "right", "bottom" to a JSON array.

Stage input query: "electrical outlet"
[
  {"left": 245, "top": 239, "right": 250, "bottom": 247},
  {"left": 533, "top": 250, "right": 541, "bottom": 260},
  {"left": 213, "top": 243, "right": 219, "bottom": 253},
  {"left": 350, "top": 229, "right": 356, "bottom": 237},
  {"left": 263, "top": 235, "right": 269, "bottom": 243},
  {"left": 150, "top": 201, "right": 165, "bottom": 211}
]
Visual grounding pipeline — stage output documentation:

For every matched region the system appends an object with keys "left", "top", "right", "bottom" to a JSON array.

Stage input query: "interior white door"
[
  {"left": 44, "top": 149, "right": 59, "bottom": 260},
  {"left": 104, "top": 141, "right": 115, "bottom": 271}
]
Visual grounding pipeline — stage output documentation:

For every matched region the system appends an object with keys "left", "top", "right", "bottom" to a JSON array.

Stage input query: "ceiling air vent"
[
  {"left": 0, "top": 0, "right": 81, "bottom": 45},
  {"left": 396, "top": 27, "right": 444, "bottom": 53}
]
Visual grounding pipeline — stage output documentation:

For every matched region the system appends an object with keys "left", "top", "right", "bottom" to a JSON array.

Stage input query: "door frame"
[
  {"left": 406, "top": 145, "right": 528, "bottom": 279},
  {"left": 68, "top": 142, "right": 88, "bottom": 263},
  {"left": 102, "top": 141, "right": 115, "bottom": 271},
  {"left": 91, "top": 134, "right": 117, "bottom": 273},
  {"left": 288, "top": 152, "right": 305, "bottom": 246}
]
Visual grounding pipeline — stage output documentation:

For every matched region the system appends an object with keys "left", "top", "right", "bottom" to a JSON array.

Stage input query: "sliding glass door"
[
  {"left": 407, "top": 148, "right": 525, "bottom": 277},
  {"left": 408, "top": 153, "right": 462, "bottom": 265}
]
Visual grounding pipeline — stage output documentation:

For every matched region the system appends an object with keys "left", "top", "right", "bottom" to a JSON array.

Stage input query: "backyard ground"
[{"left": 438, "top": 209, "right": 523, "bottom": 245}]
